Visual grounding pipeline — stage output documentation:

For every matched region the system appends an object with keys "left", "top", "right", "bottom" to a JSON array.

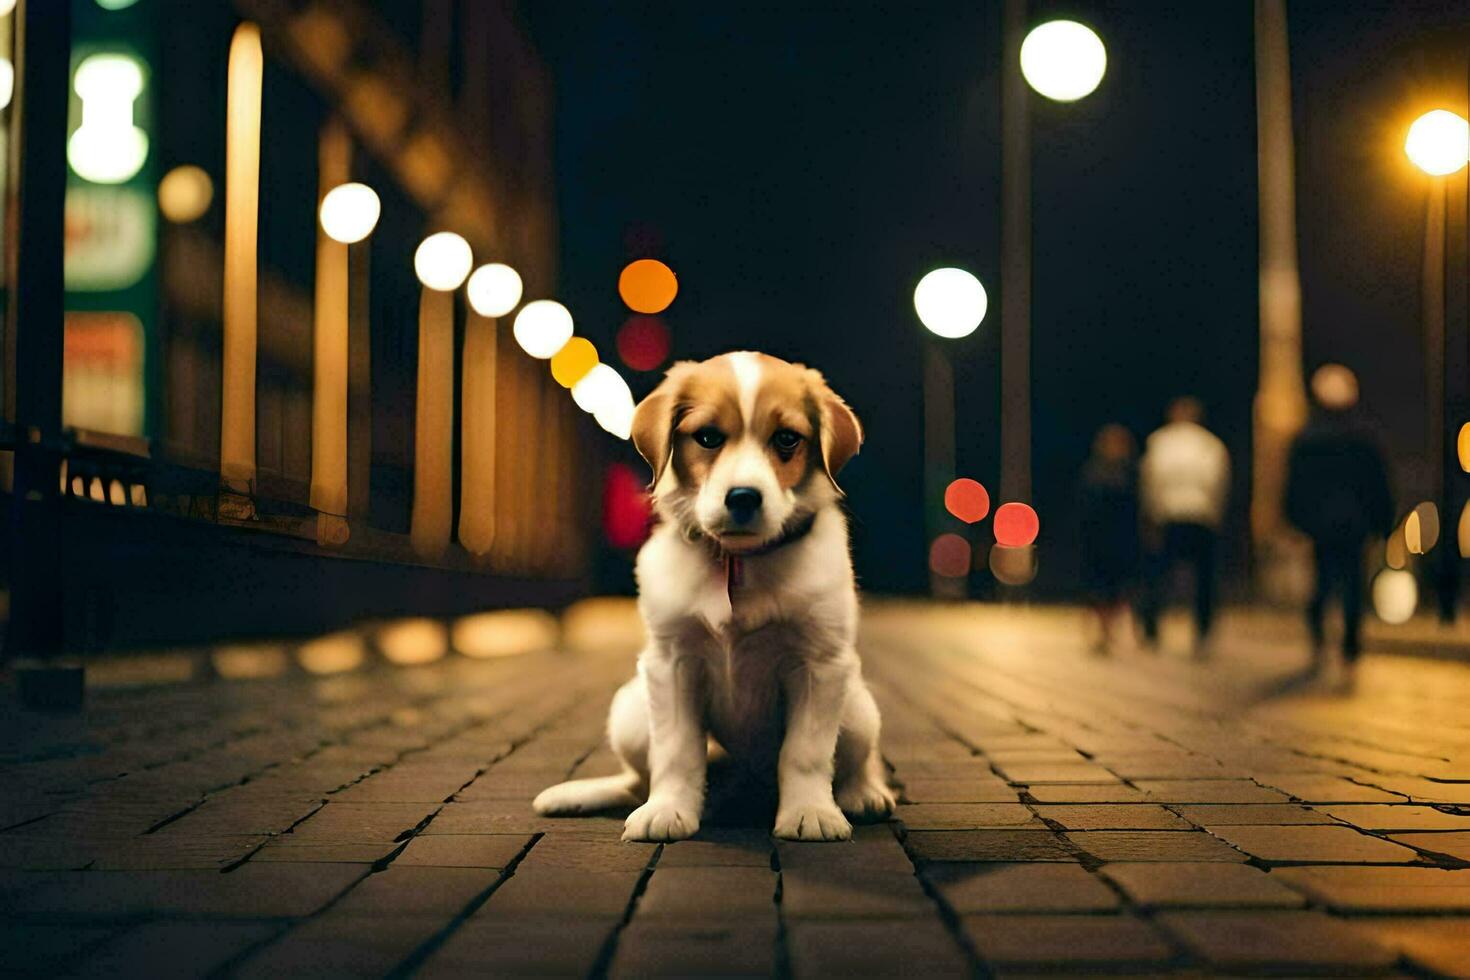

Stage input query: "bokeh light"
[
  {"left": 1020, "top": 20, "right": 1107, "bottom": 102},
  {"left": 913, "top": 267, "right": 988, "bottom": 339},
  {"left": 1385, "top": 524, "right": 1408, "bottom": 570},
  {"left": 990, "top": 543, "right": 1038, "bottom": 586},
  {"left": 297, "top": 631, "right": 367, "bottom": 675},
  {"left": 603, "top": 462, "right": 652, "bottom": 549},
  {"left": 157, "top": 164, "right": 213, "bottom": 223},
  {"left": 994, "top": 502, "right": 1040, "bottom": 548},
  {"left": 550, "top": 336, "right": 599, "bottom": 388},
  {"left": 570, "top": 365, "right": 636, "bottom": 440},
  {"left": 68, "top": 53, "right": 149, "bottom": 184},
  {"left": 929, "top": 533, "right": 972, "bottom": 579},
  {"left": 377, "top": 618, "right": 448, "bottom": 666},
  {"left": 1372, "top": 568, "right": 1418, "bottom": 625},
  {"left": 319, "top": 182, "right": 380, "bottom": 244},
  {"left": 944, "top": 478, "right": 990, "bottom": 524},
  {"left": 618, "top": 259, "right": 679, "bottom": 314},
  {"left": 1405, "top": 110, "right": 1469, "bottom": 177},
  {"left": 0, "top": 57, "right": 14, "bottom": 111},
  {"left": 1459, "top": 501, "right": 1470, "bottom": 559},
  {"left": 1406, "top": 501, "right": 1440, "bottom": 555},
  {"left": 466, "top": 263, "right": 523, "bottom": 317},
  {"left": 617, "top": 315, "right": 672, "bottom": 372},
  {"left": 1309, "top": 363, "right": 1358, "bottom": 410},
  {"left": 513, "top": 300, "right": 574, "bottom": 358},
  {"left": 1458, "top": 423, "right": 1470, "bottom": 473},
  {"left": 414, "top": 232, "right": 472, "bottom": 291},
  {"left": 452, "top": 610, "right": 558, "bottom": 658}
]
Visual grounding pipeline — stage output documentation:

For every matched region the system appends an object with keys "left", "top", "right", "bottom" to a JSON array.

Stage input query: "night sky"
[{"left": 525, "top": 2, "right": 1469, "bottom": 595}]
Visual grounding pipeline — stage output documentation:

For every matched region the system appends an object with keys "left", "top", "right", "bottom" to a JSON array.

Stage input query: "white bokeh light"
[
  {"left": 67, "top": 53, "right": 149, "bottom": 184},
  {"left": 593, "top": 370, "right": 635, "bottom": 439},
  {"left": 1020, "top": 20, "right": 1107, "bottom": 103},
  {"left": 1372, "top": 568, "right": 1418, "bottom": 625},
  {"left": 1405, "top": 110, "right": 1469, "bottom": 177},
  {"left": 414, "top": 232, "right": 473, "bottom": 291},
  {"left": 512, "top": 300, "right": 574, "bottom": 358},
  {"left": 571, "top": 363, "right": 622, "bottom": 414},
  {"left": 913, "top": 267, "right": 988, "bottom": 339},
  {"left": 319, "top": 182, "right": 380, "bottom": 244},
  {"left": 466, "top": 263, "right": 524, "bottom": 317}
]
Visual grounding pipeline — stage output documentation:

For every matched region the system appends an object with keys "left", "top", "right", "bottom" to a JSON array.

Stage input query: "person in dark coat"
[
  {"left": 1285, "top": 365, "right": 1393, "bottom": 681},
  {"left": 1078, "top": 424, "right": 1140, "bottom": 652}
]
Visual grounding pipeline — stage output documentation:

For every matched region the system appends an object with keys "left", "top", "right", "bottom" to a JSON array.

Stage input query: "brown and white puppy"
[{"left": 534, "top": 351, "right": 894, "bottom": 841}]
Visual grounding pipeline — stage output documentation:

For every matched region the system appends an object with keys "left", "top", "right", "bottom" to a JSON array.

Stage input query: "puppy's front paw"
[
  {"left": 774, "top": 801, "right": 852, "bottom": 841},
  {"left": 836, "top": 780, "right": 897, "bottom": 822},
  {"left": 623, "top": 800, "right": 700, "bottom": 842}
]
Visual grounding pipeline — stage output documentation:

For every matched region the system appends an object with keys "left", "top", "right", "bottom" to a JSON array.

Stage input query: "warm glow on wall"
[
  {"left": 550, "top": 337, "right": 599, "bottom": 388},
  {"left": 221, "top": 22, "right": 263, "bottom": 493},
  {"left": 618, "top": 259, "right": 679, "bottom": 314}
]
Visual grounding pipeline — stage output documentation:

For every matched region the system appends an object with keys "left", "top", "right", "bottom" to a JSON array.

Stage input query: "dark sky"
[{"left": 525, "top": 2, "right": 1469, "bottom": 595}]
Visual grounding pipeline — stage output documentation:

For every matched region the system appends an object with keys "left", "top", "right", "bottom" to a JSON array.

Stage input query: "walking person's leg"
[
  {"left": 1185, "top": 525, "right": 1217, "bottom": 654},
  {"left": 1339, "top": 542, "right": 1366, "bottom": 677},
  {"left": 1306, "top": 539, "right": 1330, "bottom": 670},
  {"left": 1138, "top": 531, "right": 1165, "bottom": 646}
]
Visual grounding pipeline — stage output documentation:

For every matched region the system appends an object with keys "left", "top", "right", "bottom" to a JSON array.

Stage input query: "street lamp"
[
  {"left": 1019, "top": 20, "right": 1107, "bottom": 103},
  {"left": 914, "top": 267, "right": 988, "bottom": 596},
  {"left": 1405, "top": 109, "right": 1468, "bottom": 622}
]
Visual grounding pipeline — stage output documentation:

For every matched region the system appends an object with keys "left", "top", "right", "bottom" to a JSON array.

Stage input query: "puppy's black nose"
[{"left": 725, "top": 487, "right": 762, "bottom": 523}]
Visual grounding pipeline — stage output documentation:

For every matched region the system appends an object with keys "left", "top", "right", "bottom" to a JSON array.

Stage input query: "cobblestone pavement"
[{"left": 4, "top": 602, "right": 1470, "bottom": 977}]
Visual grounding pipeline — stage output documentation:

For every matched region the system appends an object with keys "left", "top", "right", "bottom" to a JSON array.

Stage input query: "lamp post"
[
  {"left": 914, "top": 267, "right": 988, "bottom": 596},
  {"left": 1404, "top": 109, "right": 1469, "bottom": 622},
  {"left": 460, "top": 262, "right": 524, "bottom": 558}
]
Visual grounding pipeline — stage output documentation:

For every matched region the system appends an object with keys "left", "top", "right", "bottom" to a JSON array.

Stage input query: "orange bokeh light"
[
  {"left": 944, "top": 478, "right": 990, "bottom": 524},
  {"left": 928, "top": 533, "right": 971, "bottom": 579},
  {"left": 994, "top": 502, "right": 1039, "bottom": 548},
  {"left": 618, "top": 259, "right": 678, "bottom": 314}
]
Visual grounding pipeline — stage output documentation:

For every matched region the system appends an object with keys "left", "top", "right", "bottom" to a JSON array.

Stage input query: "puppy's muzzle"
[{"left": 724, "top": 486, "right": 763, "bottom": 525}]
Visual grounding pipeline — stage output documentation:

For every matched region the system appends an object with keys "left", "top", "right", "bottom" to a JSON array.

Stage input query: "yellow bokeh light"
[
  {"left": 1385, "top": 524, "right": 1408, "bottom": 570},
  {"left": 1458, "top": 423, "right": 1470, "bottom": 473},
  {"left": 319, "top": 182, "right": 380, "bottom": 244},
  {"left": 550, "top": 336, "right": 599, "bottom": 388},
  {"left": 451, "top": 609, "right": 559, "bottom": 658},
  {"left": 377, "top": 618, "right": 448, "bottom": 666},
  {"left": 1309, "top": 363, "right": 1358, "bottom": 411},
  {"left": 158, "top": 164, "right": 213, "bottom": 223},
  {"left": 618, "top": 259, "right": 678, "bottom": 314},
  {"left": 1020, "top": 20, "right": 1106, "bottom": 102},
  {"left": 297, "top": 631, "right": 367, "bottom": 675},
  {"left": 1405, "top": 110, "right": 1469, "bottom": 177},
  {"left": 1406, "top": 501, "right": 1439, "bottom": 555}
]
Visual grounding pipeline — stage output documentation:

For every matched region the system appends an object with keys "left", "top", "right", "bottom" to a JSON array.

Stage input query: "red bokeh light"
[
  {"left": 928, "top": 533, "right": 972, "bottom": 579},
  {"left": 602, "top": 462, "right": 652, "bottom": 549},
  {"left": 993, "top": 502, "right": 1040, "bottom": 548},
  {"left": 617, "top": 315, "right": 671, "bottom": 372},
  {"left": 944, "top": 478, "right": 990, "bottom": 524}
]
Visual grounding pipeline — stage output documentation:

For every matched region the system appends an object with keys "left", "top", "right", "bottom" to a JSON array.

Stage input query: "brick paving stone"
[
  {"left": 515, "top": 835, "right": 657, "bottom": 872},
  {"left": 251, "top": 840, "right": 400, "bottom": 864},
  {"left": 1358, "top": 775, "right": 1470, "bottom": 804},
  {"left": 991, "top": 762, "right": 1122, "bottom": 784},
  {"left": 1168, "top": 803, "right": 1332, "bottom": 825},
  {"left": 233, "top": 913, "right": 448, "bottom": 979},
  {"left": 1157, "top": 910, "right": 1397, "bottom": 972},
  {"left": 896, "top": 779, "right": 1021, "bottom": 803},
  {"left": 1134, "top": 780, "right": 1291, "bottom": 804},
  {"left": 1318, "top": 804, "right": 1470, "bottom": 831},
  {"left": 1359, "top": 917, "right": 1470, "bottom": 977},
  {"left": 88, "top": 835, "right": 266, "bottom": 871},
  {"left": 904, "top": 829, "right": 1078, "bottom": 863},
  {"left": 895, "top": 803, "right": 1040, "bottom": 830},
  {"left": 476, "top": 868, "right": 641, "bottom": 919},
  {"left": 424, "top": 800, "right": 625, "bottom": 836},
  {"left": 1254, "top": 773, "right": 1410, "bottom": 803},
  {"left": 782, "top": 866, "right": 933, "bottom": 918},
  {"left": 18, "top": 864, "right": 366, "bottom": 920},
  {"left": 1024, "top": 784, "right": 1149, "bottom": 803},
  {"left": 638, "top": 866, "right": 775, "bottom": 918},
  {"left": 1100, "top": 861, "right": 1306, "bottom": 908},
  {"left": 284, "top": 801, "right": 437, "bottom": 843},
  {"left": 1272, "top": 866, "right": 1470, "bottom": 911},
  {"left": 891, "top": 759, "right": 996, "bottom": 778},
  {"left": 0, "top": 836, "right": 101, "bottom": 871},
  {"left": 924, "top": 862, "right": 1119, "bottom": 912},
  {"left": 660, "top": 832, "right": 773, "bottom": 867},
  {"left": 960, "top": 913, "right": 1176, "bottom": 970},
  {"left": 1066, "top": 830, "right": 1248, "bottom": 863},
  {"left": 776, "top": 826, "right": 915, "bottom": 873},
  {"left": 0, "top": 924, "right": 121, "bottom": 976},
  {"left": 330, "top": 767, "right": 478, "bottom": 803},
  {"left": 453, "top": 768, "right": 567, "bottom": 801},
  {"left": 67, "top": 921, "right": 279, "bottom": 979},
  {"left": 1205, "top": 824, "right": 1422, "bottom": 864},
  {"left": 611, "top": 921, "right": 779, "bottom": 978},
  {"left": 419, "top": 918, "right": 613, "bottom": 977},
  {"left": 329, "top": 865, "right": 501, "bottom": 916},
  {"left": 786, "top": 919, "right": 971, "bottom": 978},
  {"left": 391, "top": 833, "right": 530, "bottom": 868},
  {"left": 1033, "top": 804, "right": 1192, "bottom": 830},
  {"left": 1387, "top": 831, "right": 1470, "bottom": 862}
]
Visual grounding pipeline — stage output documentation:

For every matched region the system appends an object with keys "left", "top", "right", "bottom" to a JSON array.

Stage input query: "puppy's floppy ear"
[
  {"left": 630, "top": 364, "right": 689, "bottom": 487},
  {"left": 808, "top": 370, "right": 864, "bottom": 491}
]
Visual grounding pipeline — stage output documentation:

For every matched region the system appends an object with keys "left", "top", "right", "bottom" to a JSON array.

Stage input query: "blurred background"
[{"left": 0, "top": 0, "right": 1467, "bottom": 665}]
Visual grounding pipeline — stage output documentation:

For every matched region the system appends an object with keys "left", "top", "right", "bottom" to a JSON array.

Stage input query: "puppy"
[{"left": 534, "top": 351, "right": 895, "bottom": 841}]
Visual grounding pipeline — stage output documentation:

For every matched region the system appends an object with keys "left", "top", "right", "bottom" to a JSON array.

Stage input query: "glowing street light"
[
  {"left": 67, "top": 53, "right": 149, "bottom": 184},
  {"left": 466, "top": 263, "right": 523, "bottom": 317},
  {"left": 414, "top": 231, "right": 472, "bottom": 291},
  {"left": 513, "top": 300, "right": 573, "bottom": 359},
  {"left": 1020, "top": 20, "right": 1107, "bottom": 102},
  {"left": 1405, "top": 110, "right": 1469, "bottom": 176},
  {"left": 913, "top": 267, "right": 988, "bottom": 339},
  {"left": 318, "top": 182, "right": 380, "bottom": 244}
]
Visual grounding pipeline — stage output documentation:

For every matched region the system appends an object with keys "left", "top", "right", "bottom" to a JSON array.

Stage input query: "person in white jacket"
[{"left": 1137, "top": 397, "right": 1230, "bottom": 653}]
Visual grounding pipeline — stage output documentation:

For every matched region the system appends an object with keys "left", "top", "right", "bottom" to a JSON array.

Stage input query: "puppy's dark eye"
[
  {"left": 692, "top": 427, "right": 725, "bottom": 449},
  {"left": 772, "top": 429, "right": 803, "bottom": 453}
]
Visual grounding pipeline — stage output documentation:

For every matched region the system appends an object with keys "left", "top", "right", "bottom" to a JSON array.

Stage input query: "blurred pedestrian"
[
  {"left": 1286, "top": 365, "right": 1392, "bottom": 685},
  {"left": 1078, "top": 424, "right": 1140, "bottom": 653},
  {"left": 1138, "top": 397, "right": 1230, "bottom": 654}
]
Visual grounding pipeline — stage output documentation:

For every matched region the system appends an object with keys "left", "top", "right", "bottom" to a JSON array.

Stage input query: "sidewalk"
[{"left": 2, "top": 601, "right": 1470, "bottom": 976}]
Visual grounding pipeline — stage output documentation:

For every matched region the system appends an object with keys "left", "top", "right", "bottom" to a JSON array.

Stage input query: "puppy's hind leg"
[
  {"left": 833, "top": 681, "right": 896, "bottom": 822},
  {"left": 533, "top": 677, "right": 650, "bottom": 816}
]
